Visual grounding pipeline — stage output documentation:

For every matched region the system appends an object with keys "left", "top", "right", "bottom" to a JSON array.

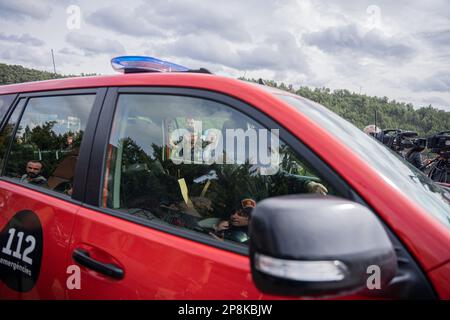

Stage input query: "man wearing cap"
[{"left": 211, "top": 198, "right": 256, "bottom": 244}]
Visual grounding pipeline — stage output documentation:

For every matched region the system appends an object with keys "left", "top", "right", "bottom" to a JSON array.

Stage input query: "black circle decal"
[{"left": 0, "top": 210, "right": 43, "bottom": 292}]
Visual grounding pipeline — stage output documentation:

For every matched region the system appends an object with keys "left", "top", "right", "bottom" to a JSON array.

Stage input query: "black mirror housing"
[{"left": 249, "top": 195, "right": 397, "bottom": 297}]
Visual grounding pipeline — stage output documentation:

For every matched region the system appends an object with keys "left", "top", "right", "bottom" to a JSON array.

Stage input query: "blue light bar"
[{"left": 111, "top": 56, "right": 189, "bottom": 73}]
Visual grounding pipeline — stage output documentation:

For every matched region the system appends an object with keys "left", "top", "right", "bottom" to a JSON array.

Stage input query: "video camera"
[
  {"left": 427, "top": 131, "right": 450, "bottom": 154},
  {"left": 424, "top": 131, "right": 450, "bottom": 183},
  {"left": 374, "top": 129, "right": 400, "bottom": 145},
  {"left": 374, "top": 129, "right": 420, "bottom": 152},
  {"left": 411, "top": 137, "right": 427, "bottom": 149}
]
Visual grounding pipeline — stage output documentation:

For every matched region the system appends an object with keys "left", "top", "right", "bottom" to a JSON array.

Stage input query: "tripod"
[{"left": 426, "top": 155, "right": 450, "bottom": 184}]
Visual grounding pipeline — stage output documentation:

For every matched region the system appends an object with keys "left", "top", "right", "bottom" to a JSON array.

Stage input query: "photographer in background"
[
  {"left": 405, "top": 138, "right": 427, "bottom": 170},
  {"left": 363, "top": 124, "right": 381, "bottom": 136},
  {"left": 424, "top": 131, "right": 450, "bottom": 183}
]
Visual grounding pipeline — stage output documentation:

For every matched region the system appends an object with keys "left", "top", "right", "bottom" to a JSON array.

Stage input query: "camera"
[
  {"left": 427, "top": 131, "right": 450, "bottom": 154},
  {"left": 425, "top": 131, "right": 450, "bottom": 183},
  {"left": 374, "top": 129, "right": 419, "bottom": 152},
  {"left": 413, "top": 138, "right": 427, "bottom": 149},
  {"left": 374, "top": 129, "right": 400, "bottom": 146}
]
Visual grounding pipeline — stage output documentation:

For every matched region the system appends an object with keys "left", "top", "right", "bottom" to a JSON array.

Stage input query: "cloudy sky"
[{"left": 1, "top": 0, "right": 450, "bottom": 111}]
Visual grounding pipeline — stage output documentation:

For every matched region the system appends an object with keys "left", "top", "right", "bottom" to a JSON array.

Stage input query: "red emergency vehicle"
[{"left": 0, "top": 57, "right": 449, "bottom": 299}]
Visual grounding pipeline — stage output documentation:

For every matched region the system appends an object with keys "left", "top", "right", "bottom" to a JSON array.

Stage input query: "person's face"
[
  {"left": 230, "top": 210, "right": 249, "bottom": 227},
  {"left": 26, "top": 162, "right": 42, "bottom": 178},
  {"left": 186, "top": 118, "right": 195, "bottom": 132},
  {"left": 206, "top": 131, "right": 218, "bottom": 143}
]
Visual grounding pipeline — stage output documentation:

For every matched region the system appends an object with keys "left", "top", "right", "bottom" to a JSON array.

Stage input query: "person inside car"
[
  {"left": 209, "top": 198, "right": 256, "bottom": 244},
  {"left": 20, "top": 160, "right": 48, "bottom": 187}
]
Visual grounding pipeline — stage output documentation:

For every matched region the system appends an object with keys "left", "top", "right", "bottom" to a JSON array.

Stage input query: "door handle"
[{"left": 72, "top": 249, "right": 124, "bottom": 280}]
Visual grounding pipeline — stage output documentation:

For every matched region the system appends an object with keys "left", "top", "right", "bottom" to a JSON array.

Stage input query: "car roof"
[{"left": 0, "top": 72, "right": 282, "bottom": 96}]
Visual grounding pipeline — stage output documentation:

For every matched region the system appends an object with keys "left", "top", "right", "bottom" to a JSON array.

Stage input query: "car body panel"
[
  {"left": 0, "top": 181, "right": 78, "bottom": 299},
  {"left": 67, "top": 206, "right": 278, "bottom": 299},
  {"left": 2, "top": 73, "right": 447, "bottom": 270},
  {"left": 1, "top": 73, "right": 449, "bottom": 298},
  {"left": 428, "top": 262, "right": 450, "bottom": 299}
]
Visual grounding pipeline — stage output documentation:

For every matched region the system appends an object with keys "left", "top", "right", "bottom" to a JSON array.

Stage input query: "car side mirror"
[{"left": 249, "top": 195, "right": 397, "bottom": 297}]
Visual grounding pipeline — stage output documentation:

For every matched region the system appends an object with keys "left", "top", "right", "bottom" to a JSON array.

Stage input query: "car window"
[
  {"left": 0, "top": 99, "right": 26, "bottom": 171},
  {"left": 2, "top": 94, "right": 96, "bottom": 196},
  {"left": 102, "top": 94, "right": 343, "bottom": 247},
  {"left": 0, "top": 94, "right": 15, "bottom": 123},
  {"left": 275, "top": 92, "right": 450, "bottom": 228}
]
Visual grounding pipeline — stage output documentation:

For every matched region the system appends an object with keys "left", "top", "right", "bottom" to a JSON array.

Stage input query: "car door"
[
  {"left": 0, "top": 89, "right": 105, "bottom": 299},
  {"left": 67, "top": 87, "right": 366, "bottom": 299},
  {"left": 0, "top": 94, "right": 17, "bottom": 127}
]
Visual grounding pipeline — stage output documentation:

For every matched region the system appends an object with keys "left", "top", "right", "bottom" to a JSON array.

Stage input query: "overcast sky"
[{"left": 1, "top": 0, "right": 450, "bottom": 111}]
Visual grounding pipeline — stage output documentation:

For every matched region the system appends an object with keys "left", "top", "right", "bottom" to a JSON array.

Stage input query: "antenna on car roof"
[
  {"left": 51, "top": 49, "right": 57, "bottom": 75},
  {"left": 375, "top": 109, "right": 378, "bottom": 132}
]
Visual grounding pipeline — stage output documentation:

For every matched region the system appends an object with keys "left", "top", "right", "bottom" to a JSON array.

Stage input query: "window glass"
[
  {"left": 276, "top": 93, "right": 450, "bottom": 229},
  {"left": 103, "top": 94, "right": 343, "bottom": 246},
  {"left": 3, "top": 94, "right": 95, "bottom": 196},
  {"left": 0, "top": 99, "right": 26, "bottom": 171},
  {"left": 0, "top": 94, "right": 15, "bottom": 122}
]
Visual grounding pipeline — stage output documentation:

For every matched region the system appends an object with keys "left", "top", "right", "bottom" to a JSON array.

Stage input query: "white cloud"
[
  {"left": 65, "top": 32, "right": 126, "bottom": 57},
  {"left": 0, "top": 0, "right": 448, "bottom": 111},
  {"left": 0, "top": 43, "right": 57, "bottom": 70},
  {"left": 0, "top": 32, "right": 45, "bottom": 46},
  {"left": 410, "top": 72, "right": 450, "bottom": 93},
  {"left": 0, "top": 0, "right": 52, "bottom": 21},
  {"left": 154, "top": 30, "right": 309, "bottom": 74},
  {"left": 86, "top": 5, "right": 165, "bottom": 38},
  {"left": 304, "top": 24, "right": 416, "bottom": 60}
]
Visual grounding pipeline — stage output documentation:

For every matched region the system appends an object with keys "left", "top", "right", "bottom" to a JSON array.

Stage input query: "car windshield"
[{"left": 274, "top": 92, "right": 450, "bottom": 229}]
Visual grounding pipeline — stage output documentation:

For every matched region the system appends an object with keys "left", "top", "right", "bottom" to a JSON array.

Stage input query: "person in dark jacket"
[
  {"left": 210, "top": 198, "right": 256, "bottom": 244},
  {"left": 405, "top": 145, "right": 426, "bottom": 170}
]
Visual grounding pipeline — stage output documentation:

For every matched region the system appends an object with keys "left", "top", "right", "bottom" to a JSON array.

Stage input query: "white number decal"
[
  {"left": 12, "top": 231, "right": 24, "bottom": 259},
  {"left": 1, "top": 228, "right": 36, "bottom": 265},
  {"left": 22, "top": 235, "right": 36, "bottom": 265},
  {"left": 2, "top": 228, "right": 15, "bottom": 255}
]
